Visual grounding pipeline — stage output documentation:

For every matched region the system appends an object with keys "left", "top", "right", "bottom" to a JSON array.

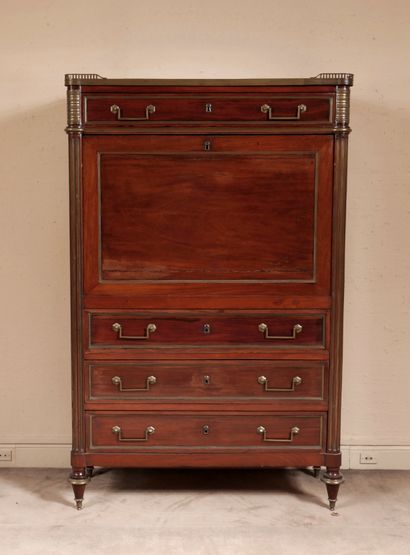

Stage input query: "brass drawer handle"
[
  {"left": 258, "top": 375, "right": 302, "bottom": 392},
  {"left": 260, "top": 103, "right": 307, "bottom": 120},
  {"left": 257, "top": 425, "right": 300, "bottom": 442},
  {"left": 112, "top": 375, "right": 157, "bottom": 391},
  {"left": 112, "top": 425, "right": 155, "bottom": 442},
  {"left": 110, "top": 103, "right": 156, "bottom": 121},
  {"left": 258, "top": 323, "right": 302, "bottom": 340},
  {"left": 112, "top": 322, "right": 157, "bottom": 340}
]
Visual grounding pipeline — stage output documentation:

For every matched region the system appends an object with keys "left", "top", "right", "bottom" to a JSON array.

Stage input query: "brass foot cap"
[{"left": 320, "top": 473, "right": 345, "bottom": 486}]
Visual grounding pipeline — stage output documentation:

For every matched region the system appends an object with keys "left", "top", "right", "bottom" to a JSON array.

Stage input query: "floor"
[{"left": 0, "top": 468, "right": 409, "bottom": 555}]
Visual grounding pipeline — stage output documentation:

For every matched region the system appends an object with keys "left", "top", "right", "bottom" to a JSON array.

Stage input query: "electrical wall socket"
[
  {"left": 359, "top": 452, "right": 378, "bottom": 465},
  {"left": 0, "top": 447, "right": 14, "bottom": 462}
]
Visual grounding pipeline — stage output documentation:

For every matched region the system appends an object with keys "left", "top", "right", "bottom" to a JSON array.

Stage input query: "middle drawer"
[{"left": 85, "top": 360, "right": 327, "bottom": 403}]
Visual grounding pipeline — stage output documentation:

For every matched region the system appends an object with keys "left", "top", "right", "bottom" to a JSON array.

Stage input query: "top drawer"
[
  {"left": 84, "top": 95, "right": 333, "bottom": 125},
  {"left": 87, "top": 311, "right": 326, "bottom": 350}
]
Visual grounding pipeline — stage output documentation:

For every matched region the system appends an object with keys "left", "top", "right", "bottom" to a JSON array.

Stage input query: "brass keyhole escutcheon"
[
  {"left": 202, "top": 425, "right": 210, "bottom": 435},
  {"left": 203, "top": 323, "right": 211, "bottom": 334},
  {"left": 203, "top": 375, "right": 211, "bottom": 385}
]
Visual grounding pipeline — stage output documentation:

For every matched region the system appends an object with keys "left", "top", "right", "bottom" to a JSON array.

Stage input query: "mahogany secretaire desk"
[{"left": 65, "top": 73, "right": 353, "bottom": 510}]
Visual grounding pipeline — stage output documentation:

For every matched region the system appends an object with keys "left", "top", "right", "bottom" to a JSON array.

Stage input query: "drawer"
[
  {"left": 84, "top": 94, "right": 333, "bottom": 125},
  {"left": 87, "top": 412, "right": 325, "bottom": 451},
  {"left": 86, "top": 361, "right": 327, "bottom": 402},
  {"left": 88, "top": 312, "right": 326, "bottom": 349}
]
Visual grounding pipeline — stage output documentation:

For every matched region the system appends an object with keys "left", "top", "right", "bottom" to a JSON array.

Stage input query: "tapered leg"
[
  {"left": 321, "top": 467, "right": 344, "bottom": 510},
  {"left": 313, "top": 466, "right": 321, "bottom": 478},
  {"left": 69, "top": 468, "right": 90, "bottom": 510}
]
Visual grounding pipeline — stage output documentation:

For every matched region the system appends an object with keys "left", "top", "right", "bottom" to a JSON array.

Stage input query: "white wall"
[{"left": 1, "top": 0, "right": 409, "bottom": 466}]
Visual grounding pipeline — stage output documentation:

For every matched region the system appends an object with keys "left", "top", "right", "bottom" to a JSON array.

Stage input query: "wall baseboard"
[
  {"left": 1, "top": 444, "right": 410, "bottom": 469},
  {"left": 0, "top": 444, "right": 70, "bottom": 468},
  {"left": 346, "top": 446, "right": 410, "bottom": 470}
]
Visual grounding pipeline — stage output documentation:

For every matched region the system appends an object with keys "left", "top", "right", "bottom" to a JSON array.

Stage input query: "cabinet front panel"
[
  {"left": 86, "top": 360, "right": 327, "bottom": 402},
  {"left": 87, "top": 311, "right": 326, "bottom": 349},
  {"left": 83, "top": 135, "right": 333, "bottom": 302},
  {"left": 87, "top": 412, "right": 324, "bottom": 451}
]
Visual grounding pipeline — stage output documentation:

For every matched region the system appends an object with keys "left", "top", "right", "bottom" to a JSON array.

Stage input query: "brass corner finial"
[
  {"left": 65, "top": 73, "right": 105, "bottom": 85},
  {"left": 314, "top": 73, "right": 354, "bottom": 86},
  {"left": 312, "top": 73, "right": 353, "bottom": 133}
]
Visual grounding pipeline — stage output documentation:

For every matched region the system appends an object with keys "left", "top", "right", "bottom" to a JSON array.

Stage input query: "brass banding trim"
[
  {"left": 320, "top": 475, "right": 345, "bottom": 486},
  {"left": 68, "top": 477, "right": 90, "bottom": 486}
]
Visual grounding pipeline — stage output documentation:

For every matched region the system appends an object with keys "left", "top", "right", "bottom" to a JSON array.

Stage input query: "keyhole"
[
  {"left": 202, "top": 425, "right": 210, "bottom": 435},
  {"left": 203, "top": 375, "right": 211, "bottom": 385},
  {"left": 203, "top": 140, "right": 211, "bottom": 151},
  {"left": 205, "top": 103, "right": 213, "bottom": 113},
  {"left": 203, "top": 323, "right": 211, "bottom": 334}
]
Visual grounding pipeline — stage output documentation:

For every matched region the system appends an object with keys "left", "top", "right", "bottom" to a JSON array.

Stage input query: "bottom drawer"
[{"left": 87, "top": 412, "right": 325, "bottom": 451}]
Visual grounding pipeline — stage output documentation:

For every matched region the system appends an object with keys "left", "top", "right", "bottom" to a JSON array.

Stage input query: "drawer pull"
[
  {"left": 112, "top": 425, "right": 155, "bottom": 442},
  {"left": 111, "top": 375, "right": 157, "bottom": 391},
  {"left": 257, "top": 425, "right": 300, "bottom": 442},
  {"left": 260, "top": 103, "right": 307, "bottom": 120},
  {"left": 112, "top": 322, "right": 157, "bottom": 340},
  {"left": 257, "top": 375, "right": 302, "bottom": 392},
  {"left": 258, "top": 323, "right": 302, "bottom": 340},
  {"left": 110, "top": 103, "right": 156, "bottom": 121}
]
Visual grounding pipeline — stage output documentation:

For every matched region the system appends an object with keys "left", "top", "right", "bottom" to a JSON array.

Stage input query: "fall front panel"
[{"left": 82, "top": 135, "right": 333, "bottom": 298}]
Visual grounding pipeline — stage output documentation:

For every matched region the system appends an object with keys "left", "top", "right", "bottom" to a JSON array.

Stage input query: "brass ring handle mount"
[
  {"left": 260, "top": 103, "right": 307, "bottom": 120},
  {"left": 112, "top": 425, "right": 156, "bottom": 442},
  {"left": 258, "top": 375, "right": 302, "bottom": 392},
  {"left": 110, "top": 104, "right": 156, "bottom": 121},
  {"left": 257, "top": 425, "right": 300, "bottom": 442},
  {"left": 112, "top": 322, "right": 157, "bottom": 340},
  {"left": 112, "top": 375, "right": 157, "bottom": 391},
  {"left": 258, "top": 323, "right": 302, "bottom": 340}
]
